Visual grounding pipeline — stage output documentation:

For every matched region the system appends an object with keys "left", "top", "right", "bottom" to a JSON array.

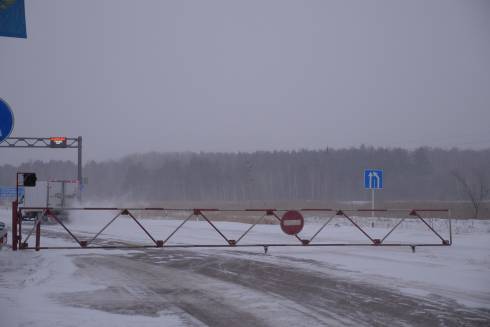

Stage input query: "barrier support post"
[
  {"left": 35, "top": 220, "right": 41, "bottom": 251},
  {"left": 449, "top": 209, "right": 453, "bottom": 245},
  {"left": 12, "top": 200, "right": 18, "bottom": 251}
]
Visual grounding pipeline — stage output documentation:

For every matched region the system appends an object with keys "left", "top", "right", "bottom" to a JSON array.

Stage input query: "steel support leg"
[
  {"left": 12, "top": 201, "right": 18, "bottom": 251},
  {"left": 35, "top": 221, "right": 41, "bottom": 251}
]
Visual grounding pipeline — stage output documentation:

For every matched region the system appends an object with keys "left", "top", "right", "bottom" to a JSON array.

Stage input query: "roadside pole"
[
  {"left": 371, "top": 189, "right": 374, "bottom": 218},
  {"left": 12, "top": 200, "right": 17, "bottom": 251},
  {"left": 77, "top": 136, "right": 82, "bottom": 202}
]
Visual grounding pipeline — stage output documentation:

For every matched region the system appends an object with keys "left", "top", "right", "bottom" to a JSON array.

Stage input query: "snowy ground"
[{"left": 1, "top": 208, "right": 490, "bottom": 326}]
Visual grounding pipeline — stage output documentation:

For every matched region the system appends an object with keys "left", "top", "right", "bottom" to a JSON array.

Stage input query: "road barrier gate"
[{"left": 11, "top": 202, "right": 452, "bottom": 252}]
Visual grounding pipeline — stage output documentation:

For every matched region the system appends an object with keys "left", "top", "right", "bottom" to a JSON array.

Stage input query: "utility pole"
[{"left": 77, "top": 136, "right": 83, "bottom": 202}]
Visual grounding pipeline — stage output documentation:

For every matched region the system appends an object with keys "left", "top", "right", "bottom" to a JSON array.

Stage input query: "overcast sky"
[{"left": 1, "top": 0, "right": 489, "bottom": 165}]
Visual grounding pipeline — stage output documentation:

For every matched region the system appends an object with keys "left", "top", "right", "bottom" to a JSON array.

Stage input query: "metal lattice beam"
[
  {"left": 0, "top": 137, "right": 79, "bottom": 148},
  {"left": 0, "top": 136, "right": 83, "bottom": 201}
]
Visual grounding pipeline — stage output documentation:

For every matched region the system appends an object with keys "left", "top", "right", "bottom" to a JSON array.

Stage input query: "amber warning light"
[{"left": 49, "top": 137, "right": 67, "bottom": 148}]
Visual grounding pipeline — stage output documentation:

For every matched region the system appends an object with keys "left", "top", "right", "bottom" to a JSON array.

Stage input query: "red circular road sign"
[{"left": 281, "top": 210, "right": 304, "bottom": 235}]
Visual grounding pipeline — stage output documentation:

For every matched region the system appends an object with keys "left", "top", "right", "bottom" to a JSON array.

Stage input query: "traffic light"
[
  {"left": 49, "top": 137, "right": 67, "bottom": 148},
  {"left": 23, "top": 173, "right": 37, "bottom": 187}
]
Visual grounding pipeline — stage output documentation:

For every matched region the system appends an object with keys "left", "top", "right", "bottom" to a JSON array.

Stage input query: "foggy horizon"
[
  {"left": 1, "top": 0, "right": 490, "bottom": 165},
  {"left": 1, "top": 144, "right": 490, "bottom": 167}
]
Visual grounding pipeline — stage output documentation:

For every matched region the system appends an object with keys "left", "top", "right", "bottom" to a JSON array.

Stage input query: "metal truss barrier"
[{"left": 11, "top": 202, "right": 452, "bottom": 252}]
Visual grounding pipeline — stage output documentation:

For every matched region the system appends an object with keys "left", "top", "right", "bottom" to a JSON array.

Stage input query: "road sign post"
[
  {"left": 371, "top": 188, "right": 375, "bottom": 218},
  {"left": 364, "top": 169, "right": 383, "bottom": 217}
]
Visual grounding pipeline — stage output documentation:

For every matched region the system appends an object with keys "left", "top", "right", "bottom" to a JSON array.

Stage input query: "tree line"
[{"left": 0, "top": 147, "right": 489, "bottom": 203}]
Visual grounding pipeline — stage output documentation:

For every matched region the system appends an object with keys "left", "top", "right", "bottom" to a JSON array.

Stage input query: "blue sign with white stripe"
[
  {"left": 0, "top": 186, "right": 24, "bottom": 199},
  {"left": 364, "top": 169, "right": 383, "bottom": 189}
]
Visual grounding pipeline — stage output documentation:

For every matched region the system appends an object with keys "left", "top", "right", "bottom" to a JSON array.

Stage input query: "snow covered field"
[{"left": 1, "top": 208, "right": 489, "bottom": 326}]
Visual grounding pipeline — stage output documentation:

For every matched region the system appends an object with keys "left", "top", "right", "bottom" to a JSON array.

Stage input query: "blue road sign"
[
  {"left": 0, "top": 0, "right": 27, "bottom": 38},
  {"left": 364, "top": 169, "right": 383, "bottom": 189},
  {"left": 0, "top": 98, "right": 14, "bottom": 143},
  {"left": 0, "top": 186, "right": 24, "bottom": 199}
]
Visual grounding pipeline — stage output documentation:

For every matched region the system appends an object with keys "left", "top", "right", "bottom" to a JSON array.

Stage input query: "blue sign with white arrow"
[
  {"left": 0, "top": 98, "right": 14, "bottom": 143},
  {"left": 364, "top": 169, "right": 383, "bottom": 189}
]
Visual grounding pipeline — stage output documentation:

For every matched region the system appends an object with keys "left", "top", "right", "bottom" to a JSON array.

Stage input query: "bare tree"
[{"left": 452, "top": 169, "right": 489, "bottom": 218}]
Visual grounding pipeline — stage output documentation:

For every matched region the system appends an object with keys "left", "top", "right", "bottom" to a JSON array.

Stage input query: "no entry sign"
[{"left": 281, "top": 210, "right": 304, "bottom": 235}]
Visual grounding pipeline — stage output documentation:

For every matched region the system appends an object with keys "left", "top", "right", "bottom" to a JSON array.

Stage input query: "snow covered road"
[
  {"left": 1, "top": 210, "right": 490, "bottom": 326},
  {"left": 58, "top": 248, "right": 490, "bottom": 326}
]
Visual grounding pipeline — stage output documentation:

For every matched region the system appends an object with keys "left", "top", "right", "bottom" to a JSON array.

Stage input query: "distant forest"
[{"left": 1, "top": 147, "right": 489, "bottom": 202}]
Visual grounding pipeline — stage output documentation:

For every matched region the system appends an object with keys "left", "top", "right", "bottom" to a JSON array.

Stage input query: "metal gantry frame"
[
  {"left": 0, "top": 137, "right": 83, "bottom": 200},
  {"left": 11, "top": 204, "right": 452, "bottom": 252}
]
